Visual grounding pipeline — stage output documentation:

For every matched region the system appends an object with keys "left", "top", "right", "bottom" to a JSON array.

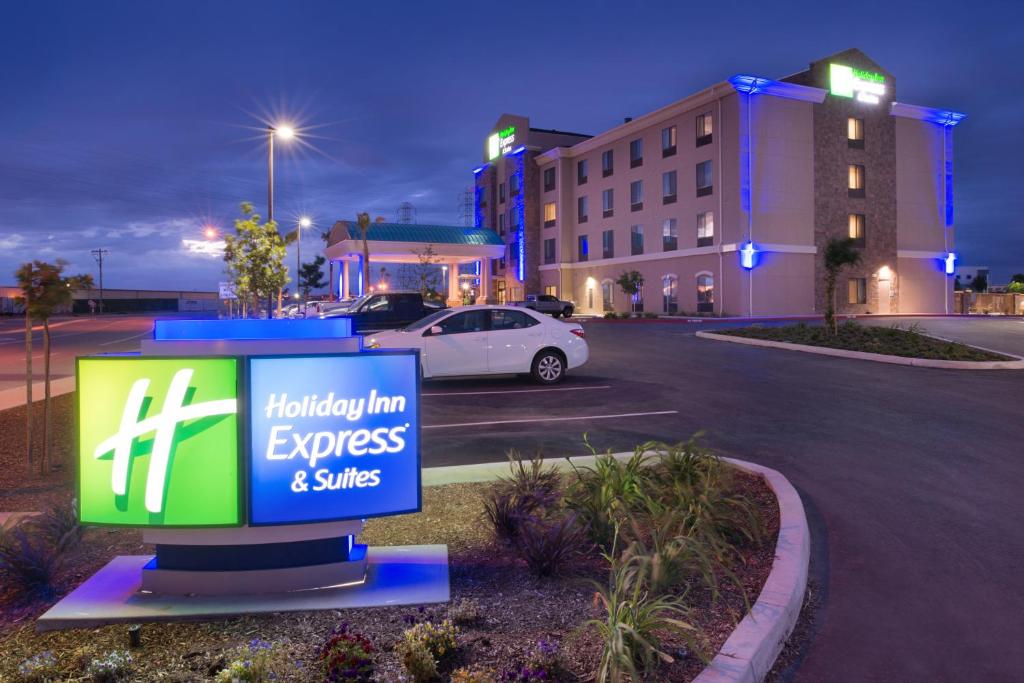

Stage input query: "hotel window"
[
  {"left": 662, "top": 218, "right": 678, "bottom": 251},
  {"left": 630, "top": 224, "right": 644, "bottom": 255},
  {"left": 602, "top": 188, "right": 614, "bottom": 218},
  {"left": 848, "top": 164, "right": 865, "bottom": 198},
  {"left": 848, "top": 213, "right": 866, "bottom": 247},
  {"left": 696, "top": 160, "right": 713, "bottom": 196},
  {"left": 662, "top": 125, "right": 677, "bottom": 157},
  {"left": 601, "top": 280, "right": 614, "bottom": 311},
  {"left": 630, "top": 138, "right": 643, "bottom": 168},
  {"left": 697, "top": 274, "right": 714, "bottom": 313},
  {"left": 544, "top": 238, "right": 556, "bottom": 265},
  {"left": 662, "top": 275, "right": 678, "bottom": 314},
  {"left": 578, "top": 195, "right": 589, "bottom": 223},
  {"left": 498, "top": 213, "right": 505, "bottom": 236},
  {"left": 602, "top": 229, "right": 615, "bottom": 259},
  {"left": 848, "top": 117, "right": 865, "bottom": 149},
  {"left": 499, "top": 182, "right": 506, "bottom": 203},
  {"left": 630, "top": 180, "right": 644, "bottom": 211},
  {"left": 662, "top": 171, "right": 677, "bottom": 204},
  {"left": 543, "top": 202, "right": 557, "bottom": 228},
  {"left": 544, "top": 167, "right": 556, "bottom": 192},
  {"left": 697, "top": 211, "right": 714, "bottom": 247},
  {"left": 578, "top": 235, "right": 589, "bottom": 262},
  {"left": 510, "top": 173, "right": 521, "bottom": 195},
  {"left": 544, "top": 285, "right": 557, "bottom": 297},
  {"left": 577, "top": 159, "right": 588, "bottom": 185},
  {"left": 848, "top": 277, "right": 867, "bottom": 304},
  {"left": 602, "top": 149, "right": 614, "bottom": 177},
  {"left": 696, "top": 112, "right": 713, "bottom": 146}
]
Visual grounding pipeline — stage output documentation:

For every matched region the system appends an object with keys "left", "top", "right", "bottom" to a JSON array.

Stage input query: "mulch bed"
[
  {"left": 718, "top": 322, "right": 1011, "bottom": 361},
  {"left": 0, "top": 397, "right": 780, "bottom": 682}
]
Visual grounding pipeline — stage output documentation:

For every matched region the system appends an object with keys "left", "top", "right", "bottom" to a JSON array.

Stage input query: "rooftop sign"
[
  {"left": 830, "top": 63, "right": 886, "bottom": 104},
  {"left": 487, "top": 125, "right": 517, "bottom": 160}
]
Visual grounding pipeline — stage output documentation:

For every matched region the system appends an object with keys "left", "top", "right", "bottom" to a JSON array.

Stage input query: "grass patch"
[{"left": 718, "top": 322, "right": 1011, "bottom": 362}]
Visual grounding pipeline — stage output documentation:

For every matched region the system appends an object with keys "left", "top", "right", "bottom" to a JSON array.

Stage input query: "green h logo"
[{"left": 78, "top": 357, "right": 241, "bottom": 527}]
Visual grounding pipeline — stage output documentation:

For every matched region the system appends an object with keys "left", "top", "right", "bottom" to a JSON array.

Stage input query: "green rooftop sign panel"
[
  {"left": 78, "top": 357, "right": 241, "bottom": 527},
  {"left": 829, "top": 63, "right": 886, "bottom": 104}
]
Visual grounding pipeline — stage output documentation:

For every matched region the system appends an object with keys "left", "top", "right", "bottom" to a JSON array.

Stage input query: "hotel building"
[{"left": 473, "top": 49, "right": 964, "bottom": 316}]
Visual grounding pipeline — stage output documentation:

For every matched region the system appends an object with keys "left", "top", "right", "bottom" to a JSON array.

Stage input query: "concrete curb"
[
  {"left": 424, "top": 453, "right": 809, "bottom": 683},
  {"left": 692, "top": 457, "right": 809, "bottom": 683},
  {"left": 696, "top": 330, "right": 1024, "bottom": 370}
]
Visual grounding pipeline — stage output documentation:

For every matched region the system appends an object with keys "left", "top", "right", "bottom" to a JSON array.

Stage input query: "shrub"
[
  {"left": 642, "top": 312, "right": 657, "bottom": 319},
  {"left": 483, "top": 451, "right": 561, "bottom": 544},
  {"left": 213, "top": 640, "right": 279, "bottom": 682},
  {"left": 564, "top": 445, "right": 650, "bottom": 550},
  {"left": 602, "top": 311, "right": 617, "bottom": 319},
  {"left": 452, "top": 665, "right": 498, "bottom": 682},
  {"left": 320, "top": 624, "right": 374, "bottom": 681},
  {"left": 0, "top": 518, "right": 64, "bottom": 601},
  {"left": 586, "top": 544, "right": 700, "bottom": 682},
  {"left": 30, "top": 499, "right": 83, "bottom": 551},
  {"left": 516, "top": 513, "right": 585, "bottom": 577},
  {"left": 396, "top": 620, "right": 459, "bottom": 682},
  {"left": 16, "top": 651, "right": 58, "bottom": 682},
  {"left": 449, "top": 597, "right": 482, "bottom": 626},
  {"left": 501, "top": 638, "right": 570, "bottom": 682},
  {"left": 86, "top": 650, "right": 132, "bottom": 683},
  {"left": 649, "top": 438, "right": 720, "bottom": 492}
]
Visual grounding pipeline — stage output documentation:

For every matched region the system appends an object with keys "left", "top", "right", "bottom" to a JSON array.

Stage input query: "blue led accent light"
[
  {"left": 473, "top": 164, "right": 488, "bottom": 175},
  {"left": 358, "top": 255, "right": 364, "bottom": 295},
  {"left": 511, "top": 145, "right": 526, "bottom": 155},
  {"left": 474, "top": 184, "right": 485, "bottom": 229},
  {"left": 944, "top": 127, "right": 955, "bottom": 227},
  {"left": 153, "top": 318, "right": 353, "bottom": 341},
  {"left": 740, "top": 241, "right": 758, "bottom": 270},
  {"left": 729, "top": 75, "right": 773, "bottom": 94},
  {"left": 944, "top": 252, "right": 957, "bottom": 275},
  {"left": 512, "top": 150, "right": 526, "bottom": 282}
]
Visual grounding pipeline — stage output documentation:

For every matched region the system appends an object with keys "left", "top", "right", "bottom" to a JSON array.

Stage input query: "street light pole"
[{"left": 267, "top": 127, "right": 275, "bottom": 223}]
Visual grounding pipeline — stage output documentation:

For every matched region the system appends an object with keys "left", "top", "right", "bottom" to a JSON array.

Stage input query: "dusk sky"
[{"left": 2, "top": 0, "right": 1021, "bottom": 290}]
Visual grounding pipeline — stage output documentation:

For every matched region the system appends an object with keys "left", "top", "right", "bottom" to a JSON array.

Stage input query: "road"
[{"left": 3, "top": 313, "right": 1023, "bottom": 680}]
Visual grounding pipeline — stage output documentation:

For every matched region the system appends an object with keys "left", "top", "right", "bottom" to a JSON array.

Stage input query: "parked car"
[
  {"left": 364, "top": 305, "right": 588, "bottom": 384},
  {"left": 320, "top": 291, "right": 446, "bottom": 333},
  {"left": 512, "top": 294, "right": 575, "bottom": 318}
]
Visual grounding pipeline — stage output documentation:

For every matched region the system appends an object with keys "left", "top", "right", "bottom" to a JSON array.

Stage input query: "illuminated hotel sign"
[
  {"left": 77, "top": 352, "right": 421, "bottom": 528},
  {"left": 830, "top": 63, "right": 886, "bottom": 104},
  {"left": 247, "top": 353, "right": 421, "bottom": 525},
  {"left": 487, "top": 125, "right": 517, "bottom": 160},
  {"left": 78, "top": 357, "right": 241, "bottom": 527}
]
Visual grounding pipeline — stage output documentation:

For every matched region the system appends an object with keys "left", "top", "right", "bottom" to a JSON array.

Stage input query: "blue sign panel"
[
  {"left": 154, "top": 318, "right": 352, "bottom": 341},
  {"left": 247, "top": 352, "right": 420, "bottom": 525}
]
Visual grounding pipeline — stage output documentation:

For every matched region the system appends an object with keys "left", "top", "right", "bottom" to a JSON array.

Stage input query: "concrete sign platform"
[{"left": 37, "top": 544, "right": 448, "bottom": 631}]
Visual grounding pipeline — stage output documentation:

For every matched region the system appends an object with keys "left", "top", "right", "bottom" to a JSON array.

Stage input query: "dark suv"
[{"left": 321, "top": 291, "right": 445, "bottom": 333}]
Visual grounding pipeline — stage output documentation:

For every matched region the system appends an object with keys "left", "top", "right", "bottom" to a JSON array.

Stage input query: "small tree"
[
  {"left": 65, "top": 273, "right": 95, "bottom": 291},
  {"left": 971, "top": 273, "right": 988, "bottom": 293},
  {"left": 400, "top": 244, "right": 443, "bottom": 300},
  {"left": 15, "top": 260, "right": 72, "bottom": 474},
  {"left": 616, "top": 270, "right": 644, "bottom": 313},
  {"left": 223, "top": 203, "right": 289, "bottom": 319},
  {"left": 298, "top": 256, "right": 327, "bottom": 299},
  {"left": 1011, "top": 273, "right": 1024, "bottom": 285},
  {"left": 1007, "top": 281, "right": 1024, "bottom": 294},
  {"left": 823, "top": 238, "right": 862, "bottom": 334}
]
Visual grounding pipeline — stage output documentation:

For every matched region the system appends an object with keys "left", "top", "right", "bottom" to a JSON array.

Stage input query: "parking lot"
[{"left": 421, "top": 317, "right": 1024, "bottom": 682}]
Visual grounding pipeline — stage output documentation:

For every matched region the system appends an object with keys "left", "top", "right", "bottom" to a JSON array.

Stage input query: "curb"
[
  {"left": 692, "top": 457, "right": 809, "bottom": 683},
  {"left": 0, "top": 377, "right": 77, "bottom": 412},
  {"left": 424, "top": 453, "right": 809, "bottom": 683},
  {"left": 695, "top": 330, "right": 1024, "bottom": 370}
]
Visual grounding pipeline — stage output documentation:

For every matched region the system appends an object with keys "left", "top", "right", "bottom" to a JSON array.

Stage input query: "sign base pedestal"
[{"left": 37, "top": 544, "right": 449, "bottom": 631}]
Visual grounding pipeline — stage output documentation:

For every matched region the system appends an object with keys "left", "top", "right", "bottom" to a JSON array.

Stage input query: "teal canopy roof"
[{"left": 339, "top": 222, "right": 503, "bottom": 246}]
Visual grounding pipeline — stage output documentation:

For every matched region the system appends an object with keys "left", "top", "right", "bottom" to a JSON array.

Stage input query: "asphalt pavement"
[{"left": 3, "top": 313, "right": 1023, "bottom": 680}]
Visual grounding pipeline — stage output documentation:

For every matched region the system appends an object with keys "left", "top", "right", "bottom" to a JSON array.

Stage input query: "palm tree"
[
  {"left": 355, "top": 212, "right": 372, "bottom": 291},
  {"left": 823, "top": 238, "right": 862, "bottom": 334},
  {"left": 16, "top": 260, "right": 72, "bottom": 474}
]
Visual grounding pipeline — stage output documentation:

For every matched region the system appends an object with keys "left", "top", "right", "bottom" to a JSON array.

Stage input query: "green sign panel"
[
  {"left": 487, "top": 125, "right": 517, "bottom": 160},
  {"left": 829, "top": 63, "right": 886, "bottom": 104},
  {"left": 77, "top": 357, "right": 241, "bottom": 527}
]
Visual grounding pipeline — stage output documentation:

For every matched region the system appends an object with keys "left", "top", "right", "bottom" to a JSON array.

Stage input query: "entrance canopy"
[{"left": 323, "top": 221, "right": 504, "bottom": 303}]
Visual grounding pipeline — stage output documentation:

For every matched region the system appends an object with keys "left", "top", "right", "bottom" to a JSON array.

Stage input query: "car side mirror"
[{"left": 429, "top": 325, "right": 443, "bottom": 336}]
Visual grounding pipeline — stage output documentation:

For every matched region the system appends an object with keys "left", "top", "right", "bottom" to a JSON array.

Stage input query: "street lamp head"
[
  {"left": 274, "top": 125, "right": 295, "bottom": 140},
  {"left": 299, "top": 216, "right": 312, "bottom": 228},
  {"left": 203, "top": 226, "right": 218, "bottom": 240}
]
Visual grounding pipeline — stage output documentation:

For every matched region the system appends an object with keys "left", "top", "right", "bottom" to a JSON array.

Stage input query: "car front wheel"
[
  {"left": 531, "top": 350, "right": 566, "bottom": 384},
  {"left": 562, "top": 306, "right": 574, "bottom": 319}
]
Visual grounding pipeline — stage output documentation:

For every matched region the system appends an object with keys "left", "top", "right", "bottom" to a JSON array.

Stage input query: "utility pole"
[{"left": 91, "top": 248, "right": 108, "bottom": 314}]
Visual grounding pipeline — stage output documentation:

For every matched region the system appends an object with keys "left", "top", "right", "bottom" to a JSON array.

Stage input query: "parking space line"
[
  {"left": 424, "top": 410, "right": 678, "bottom": 429},
  {"left": 423, "top": 385, "right": 611, "bottom": 397}
]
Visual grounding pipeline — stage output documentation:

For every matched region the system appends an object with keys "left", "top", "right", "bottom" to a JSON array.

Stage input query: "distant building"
[
  {"left": 954, "top": 266, "right": 990, "bottom": 291},
  {"left": 475, "top": 48, "right": 965, "bottom": 316}
]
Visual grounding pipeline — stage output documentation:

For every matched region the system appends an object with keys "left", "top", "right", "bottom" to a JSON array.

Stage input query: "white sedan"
[{"left": 364, "top": 305, "right": 588, "bottom": 384}]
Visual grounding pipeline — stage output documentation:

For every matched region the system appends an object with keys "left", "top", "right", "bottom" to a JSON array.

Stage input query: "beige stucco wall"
[
  {"left": 898, "top": 256, "right": 951, "bottom": 314},
  {"left": 895, "top": 117, "right": 948, "bottom": 252}
]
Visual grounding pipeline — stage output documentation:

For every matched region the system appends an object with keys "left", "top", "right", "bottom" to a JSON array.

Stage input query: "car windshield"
[{"left": 403, "top": 309, "right": 451, "bottom": 332}]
